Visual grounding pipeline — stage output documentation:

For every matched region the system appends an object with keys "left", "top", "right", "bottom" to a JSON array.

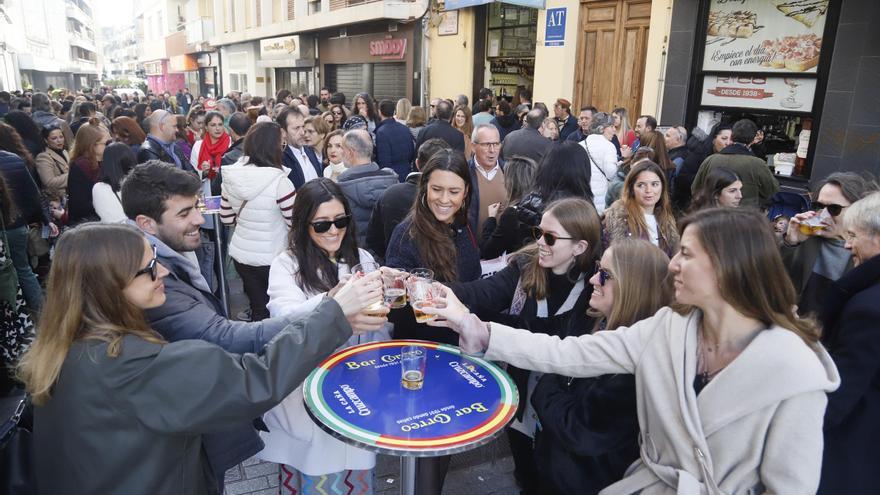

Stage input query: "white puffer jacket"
[{"left": 221, "top": 157, "right": 296, "bottom": 266}]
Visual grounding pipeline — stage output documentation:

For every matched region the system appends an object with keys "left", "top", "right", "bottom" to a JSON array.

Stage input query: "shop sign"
[
  {"left": 369, "top": 36, "right": 407, "bottom": 60},
  {"left": 544, "top": 8, "right": 566, "bottom": 47},
  {"left": 701, "top": 75, "right": 817, "bottom": 111},
  {"left": 702, "top": 0, "right": 827, "bottom": 73},
  {"left": 444, "top": 0, "right": 545, "bottom": 11},
  {"left": 260, "top": 35, "right": 301, "bottom": 60}
]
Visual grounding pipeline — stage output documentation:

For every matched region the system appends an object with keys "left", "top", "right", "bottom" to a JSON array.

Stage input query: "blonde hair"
[
  {"left": 395, "top": 98, "right": 412, "bottom": 121},
  {"left": 589, "top": 238, "right": 673, "bottom": 328},
  {"left": 70, "top": 119, "right": 109, "bottom": 168},
  {"left": 17, "top": 224, "right": 164, "bottom": 405}
]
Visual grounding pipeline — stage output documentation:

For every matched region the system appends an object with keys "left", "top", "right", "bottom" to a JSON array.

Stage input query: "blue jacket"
[
  {"left": 283, "top": 145, "right": 323, "bottom": 189},
  {"left": 558, "top": 115, "right": 579, "bottom": 141},
  {"left": 375, "top": 118, "right": 415, "bottom": 182},
  {"left": 0, "top": 151, "right": 45, "bottom": 229}
]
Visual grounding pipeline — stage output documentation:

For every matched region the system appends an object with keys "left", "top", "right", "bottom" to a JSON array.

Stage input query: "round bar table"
[{"left": 303, "top": 339, "right": 519, "bottom": 495}]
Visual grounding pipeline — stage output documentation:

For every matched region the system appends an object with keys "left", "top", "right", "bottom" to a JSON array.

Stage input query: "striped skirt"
[{"left": 279, "top": 464, "right": 374, "bottom": 495}]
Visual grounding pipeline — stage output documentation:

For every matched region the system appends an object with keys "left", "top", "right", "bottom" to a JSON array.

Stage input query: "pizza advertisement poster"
[
  {"left": 702, "top": 0, "right": 828, "bottom": 74},
  {"left": 701, "top": 75, "right": 817, "bottom": 111}
]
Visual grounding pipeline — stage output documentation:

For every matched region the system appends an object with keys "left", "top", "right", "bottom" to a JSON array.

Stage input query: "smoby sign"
[{"left": 369, "top": 37, "right": 407, "bottom": 60}]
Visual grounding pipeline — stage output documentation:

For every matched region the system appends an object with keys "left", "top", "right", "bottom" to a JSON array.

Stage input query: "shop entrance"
[
  {"left": 324, "top": 62, "right": 407, "bottom": 102},
  {"left": 484, "top": 3, "right": 537, "bottom": 102},
  {"left": 574, "top": 0, "right": 651, "bottom": 116},
  {"left": 275, "top": 68, "right": 314, "bottom": 97}
]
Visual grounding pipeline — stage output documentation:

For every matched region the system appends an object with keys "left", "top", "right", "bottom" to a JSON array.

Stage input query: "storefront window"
[{"left": 486, "top": 3, "right": 537, "bottom": 99}]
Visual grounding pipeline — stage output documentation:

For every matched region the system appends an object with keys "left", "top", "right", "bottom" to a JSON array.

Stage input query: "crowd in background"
[{"left": 0, "top": 83, "right": 878, "bottom": 495}]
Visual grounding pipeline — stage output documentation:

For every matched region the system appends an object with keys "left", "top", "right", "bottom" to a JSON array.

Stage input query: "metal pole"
[
  {"left": 212, "top": 213, "right": 230, "bottom": 316},
  {"left": 400, "top": 456, "right": 417, "bottom": 495}
]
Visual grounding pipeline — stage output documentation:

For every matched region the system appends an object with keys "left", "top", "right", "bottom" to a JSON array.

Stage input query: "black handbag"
[{"left": 0, "top": 387, "right": 35, "bottom": 495}]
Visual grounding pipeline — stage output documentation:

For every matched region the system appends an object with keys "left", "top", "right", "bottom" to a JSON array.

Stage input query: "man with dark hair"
[
  {"left": 221, "top": 112, "right": 253, "bottom": 166},
  {"left": 0, "top": 91, "right": 10, "bottom": 118},
  {"left": 472, "top": 99, "right": 494, "bottom": 127},
  {"left": 120, "top": 161, "right": 379, "bottom": 493},
  {"left": 71, "top": 101, "right": 97, "bottom": 135},
  {"left": 472, "top": 87, "right": 493, "bottom": 116},
  {"left": 415, "top": 99, "right": 465, "bottom": 152},
  {"left": 374, "top": 99, "right": 415, "bottom": 181},
  {"left": 366, "top": 138, "right": 450, "bottom": 261},
  {"left": 277, "top": 106, "right": 322, "bottom": 188},
  {"left": 318, "top": 87, "right": 332, "bottom": 111},
  {"left": 565, "top": 105, "right": 598, "bottom": 143},
  {"left": 631, "top": 114, "right": 658, "bottom": 149},
  {"left": 502, "top": 108, "right": 552, "bottom": 163},
  {"left": 554, "top": 98, "right": 578, "bottom": 141},
  {"left": 31, "top": 92, "right": 74, "bottom": 145},
  {"left": 518, "top": 88, "right": 532, "bottom": 108},
  {"left": 692, "top": 118, "right": 779, "bottom": 208},
  {"left": 306, "top": 94, "right": 320, "bottom": 115}
]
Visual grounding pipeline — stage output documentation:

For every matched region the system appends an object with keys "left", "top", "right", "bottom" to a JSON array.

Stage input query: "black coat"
[
  {"left": 671, "top": 137, "right": 711, "bottom": 212},
  {"left": 0, "top": 151, "right": 44, "bottom": 229},
  {"left": 375, "top": 118, "right": 415, "bottom": 182},
  {"left": 501, "top": 127, "right": 553, "bottom": 164},
  {"left": 818, "top": 253, "right": 880, "bottom": 494},
  {"left": 415, "top": 120, "right": 465, "bottom": 153},
  {"left": 365, "top": 172, "right": 419, "bottom": 262},
  {"left": 137, "top": 135, "right": 190, "bottom": 167},
  {"left": 479, "top": 192, "right": 544, "bottom": 259}
]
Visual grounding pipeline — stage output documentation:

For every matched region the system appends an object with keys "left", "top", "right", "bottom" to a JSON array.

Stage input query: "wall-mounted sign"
[
  {"left": 544, "top": 8, "right": 566, "bottom": 47},
  {"left": 702, "top": 0, "right": 827, "bottom": 73},
  {"left": 701, "top": 74, "right": 817, "bottom": 111},
  {"left": 369, "top": 36, "right": 407, "bottom": 60},
  {"left": 438, "top": 10, "right": 459, "bottom": 36},
  {"left": 260, "top": 35, "right": 301, "bottom": 60}
]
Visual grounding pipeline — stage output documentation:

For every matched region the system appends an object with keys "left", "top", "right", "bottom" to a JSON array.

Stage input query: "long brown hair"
[
  {"left": 452, "top": 104, "right": 474, "bottom": 139},
  {"left": 590, "top": 238, "right": 673, "bottom": 328},
  {"left": 515, "top": 198, "right": 602, "bottom": 300},
  {"left": 0, "top": 122, "right": 35, "bottom": 169},
  {"left": 17, "top": 224, "right": 165, "bottom": 405},
  {"left": 638, "top": 131, "right": 675, "bottom": 173},
  {"left": 675, "top": 208, "right": 821, "bottom": 346},
  {"left": 70, "top": 119, "right": 108, "bottom": 169},
  {"left": 410, "top": 149, "right": 472, "bottom": 282},
  {"left": 621, "top": 160, "right": 677, "bottom": 243}
]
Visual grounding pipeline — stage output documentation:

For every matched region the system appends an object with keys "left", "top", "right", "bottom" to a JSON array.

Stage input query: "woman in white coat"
[
  {"left": 260, "top": 178, "right": 390, "bottom": 494},
  {"left": 580, "top": 112, "right": 620, "bottom": 214},
  {"left": 425, "top": 207, "right": 840, "bottom": 495}
]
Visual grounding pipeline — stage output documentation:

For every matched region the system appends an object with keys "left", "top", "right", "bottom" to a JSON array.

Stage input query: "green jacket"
[{"left": 691, "top": 144, "right": 779, "bottom": 209}]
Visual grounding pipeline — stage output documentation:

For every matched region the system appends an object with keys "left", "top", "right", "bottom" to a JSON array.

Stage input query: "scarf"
[{"left": 197, "top": 132, "right": 230, "bottom": 180}]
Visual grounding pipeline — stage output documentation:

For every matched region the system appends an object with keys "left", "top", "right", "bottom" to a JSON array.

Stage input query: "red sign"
[
  {"left": 369, "top": 37, "right": 407, "bottom": 60},
  {"left": 706, "top": 87, "right": 775, "bottom": 99}
]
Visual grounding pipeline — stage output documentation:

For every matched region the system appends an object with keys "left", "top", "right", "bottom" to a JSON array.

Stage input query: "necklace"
[{"left": 696, "top": 328, "right": 728, "bottom": 386}]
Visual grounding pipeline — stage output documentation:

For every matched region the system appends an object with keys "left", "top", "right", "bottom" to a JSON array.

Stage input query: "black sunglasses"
[
  {"left": 311, "top": 215, "right": 351, "bottom": 233},
  {"left": 532, "top": 226, "right": 575, "bottom": 246},
  {"left": 135, "top": 245, "right": 158, "bottom": 281},
  {"left": 595, "top": 262, "right": 614, "bottom": 286},
  {"left": 811, "top": 201, "right": 845, "bottom": 217}
]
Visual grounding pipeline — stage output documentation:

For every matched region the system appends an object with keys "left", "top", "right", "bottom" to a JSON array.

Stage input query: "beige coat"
[
  {"left": 485, "top": 307, "right": 840, "bottom": 494},
  {"left": 34, "top": 149, "right": 70, "bottom": 195}
]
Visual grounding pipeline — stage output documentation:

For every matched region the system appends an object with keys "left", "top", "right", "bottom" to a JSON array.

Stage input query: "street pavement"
[{"left": 221, "top": 259, "right": 520, "bottom": 495}]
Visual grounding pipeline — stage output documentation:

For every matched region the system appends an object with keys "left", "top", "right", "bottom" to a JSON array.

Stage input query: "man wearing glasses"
[
  {"left": 469, "top": 124, "right": 507, "bottom": 239},
  {"left": 781, "top": 172, "right": 879, "bottom": 316}
]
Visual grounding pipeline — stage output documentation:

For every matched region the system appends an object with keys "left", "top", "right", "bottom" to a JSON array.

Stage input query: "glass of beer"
[
  {"left": 400, "top": 345, "right": 427, "bottom": 390},
  {"left": 352, "top": 262, "right": 386, "bottom": 317},
  {"left": 407, "top": 274, "right": 446, "bottom": 323},
  {"left": 382, "top": 269, "right": 408, "bottom": 309},
  {"left": 798, "top": 210, "right": 830, "bottom": 236}
]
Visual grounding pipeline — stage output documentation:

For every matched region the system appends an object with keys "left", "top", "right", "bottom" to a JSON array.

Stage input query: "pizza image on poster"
[{"left": 703, "top": 0, "right": 828, "bottom": 73}]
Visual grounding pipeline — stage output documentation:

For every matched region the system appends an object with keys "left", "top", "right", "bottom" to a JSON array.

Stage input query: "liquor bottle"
[{"left": 794, "top": 118, "right": 812, "bottom": 177}]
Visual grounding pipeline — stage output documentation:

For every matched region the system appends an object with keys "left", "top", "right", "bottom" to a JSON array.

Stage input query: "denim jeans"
[{"left": 5, "top": 225, "right": 43, "bottom": 310}]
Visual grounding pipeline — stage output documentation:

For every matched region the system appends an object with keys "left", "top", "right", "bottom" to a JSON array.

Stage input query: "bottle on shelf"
[{"left": 794, "top": 117, "right": 812, "bottom": 177}]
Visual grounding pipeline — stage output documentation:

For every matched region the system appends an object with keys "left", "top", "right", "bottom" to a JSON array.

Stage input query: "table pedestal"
[{"left": 400, "top": 456, "right": 417, "bottom": 495}]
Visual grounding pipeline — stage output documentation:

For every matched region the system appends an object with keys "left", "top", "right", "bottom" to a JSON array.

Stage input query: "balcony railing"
[
  {"left": 330, "top": 0, "right": 382, "bottom": 11},
  {"left": 184, "top": 18, "right": 214, "bottom": 46}
]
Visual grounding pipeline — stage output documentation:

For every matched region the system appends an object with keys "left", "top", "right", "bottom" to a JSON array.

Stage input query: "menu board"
[{"left": 702, "top": 0, "right": 828, "bottom": 73}]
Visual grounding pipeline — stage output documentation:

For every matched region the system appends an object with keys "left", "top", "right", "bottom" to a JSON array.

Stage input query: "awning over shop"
[{"left": 444, "top": 0, "right": 545, "bottom": 11}]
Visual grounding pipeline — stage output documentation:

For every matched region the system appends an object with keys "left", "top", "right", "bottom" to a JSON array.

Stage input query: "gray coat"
[
  {"left": 501, "top": 127, "right": 553, "bottom": 164},
  {"left": 337, "top": 162, "right": 398, "bottom": 247},
  {"left": 34, "top": 298, "right": 351, "bottom": 495}
]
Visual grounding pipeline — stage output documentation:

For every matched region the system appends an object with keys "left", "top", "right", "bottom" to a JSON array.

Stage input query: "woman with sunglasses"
[
  {"left": 781, "top": 172, "right": 879, "bottom": 316},
  {"left": 425, "top": 207, "right": 839, "bottom": 495},
  {"left": 18, "top": 223, "right": 376, "bottom": 494},
  {"left": 689, "top": 167, "right": 743, "bottom": 211},
  {"left": 330, "top": 104, "right": 348, "bottom": 130},
  {"left": 603, "top": 160, "right": 679, "bottom": 257},
  {"left": 531, "top": 238, "right": 672, "bottom": 494},
  {"left": 220, "top": 122, "right": 296, "bottom": 321},
  {"left": 259, "top": 178, "right": 389, "bottom": 495},
  {"left": 449, "top": 197, "right": 601, "bottom": 494},
  {"left": 67, "top": 119, "right": 112, "bottom": 225}
]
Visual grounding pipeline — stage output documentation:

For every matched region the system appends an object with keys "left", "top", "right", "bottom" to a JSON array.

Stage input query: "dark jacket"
[
  {"left": 415, "top": 120, "right": 465, "bottom": 153},
  {"left": 67, "top": 157, "right": 100, "bottom": 224},
  {"left": 221, "top": 138, "right": 245, "bottom": 167},
  {"left": 385, "top": 217, "right": 481, "bottom": 345},
  {"left": 480, "top": 192, "right": 544, "bottom": 259},
  {"left": 137, "top": 135, "right": 189, "bottom": 167},
  {"left": 558, "top": 115, "right": 578, "bottom": 141},
  {"left": 565, "top": 128, "right": 587, "bottom": 143},
  {"left": 336, "top": 163, "right": 399, "bottom": 247},
  {"left": 0, "top": 151, "right": 45, "bottom": 229},
  {"left": 691, "top": 143, "right": 779, "bottom": 209},
  {"left": 375, "top": 118, "right": 415, "bottom": 182},
  {"left": 34, "top": 299, "right": 351, "bottom": 495},
  {"left": 282, "top": 145, "right": 323, "bottom": 189},
  {"left": 501, "top": 127, "right": 553, "bottom": 164},
  {"left": 491, "top": 115, "right": 520, "bottom": 142},
  {"left": 818, "top": 254, "right": 880, "bottom": 494},
  {"left": 781, "top": 236, "right": 854, "bottom": 317},
  {"left": 365, "top": 172, "right": 419, "bottom": 261},
  {"left": 671, "top": 137, "right": 711, "bottom": 212}
]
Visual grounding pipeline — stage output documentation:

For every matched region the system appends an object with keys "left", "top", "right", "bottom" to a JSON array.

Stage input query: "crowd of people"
[{"left": 0, "top": 84, "right": 878, "bottom": 495}]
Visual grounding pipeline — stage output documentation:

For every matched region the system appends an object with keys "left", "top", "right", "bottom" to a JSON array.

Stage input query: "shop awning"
[{"left": 443, "top": 0, "right": 545, "bottom": 11}]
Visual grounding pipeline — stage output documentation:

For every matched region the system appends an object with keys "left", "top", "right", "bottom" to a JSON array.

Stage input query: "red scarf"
[{"left": 196, "top": 132, "right": 230, "bottom": 180}]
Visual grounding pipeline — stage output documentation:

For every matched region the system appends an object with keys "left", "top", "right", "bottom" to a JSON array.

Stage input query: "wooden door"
[{"left": 574, "top": 0, "right": 652, "bottom": 118}]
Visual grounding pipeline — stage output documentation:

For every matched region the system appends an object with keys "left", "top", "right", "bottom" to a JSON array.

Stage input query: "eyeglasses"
[
  {"left": 532, "top": 227, "right": 575, "bottom": 246},
  {"left": 332, "top": 110, "right": 343, "bottom": 115},
  {"left": 311, "top": 215, "right": 352, "bottom": 233},
  {"left": 595, "top": 262, "right": 614, "bottom": 286},
  {"left": 475, "top": 141, "right": 501, "bottom": 149},
  {"left": 811, "top": 201, "right": 846, "bottom": 217},
  {"left": 135, "top": 245, "right": 158, "bottom": 281}
]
